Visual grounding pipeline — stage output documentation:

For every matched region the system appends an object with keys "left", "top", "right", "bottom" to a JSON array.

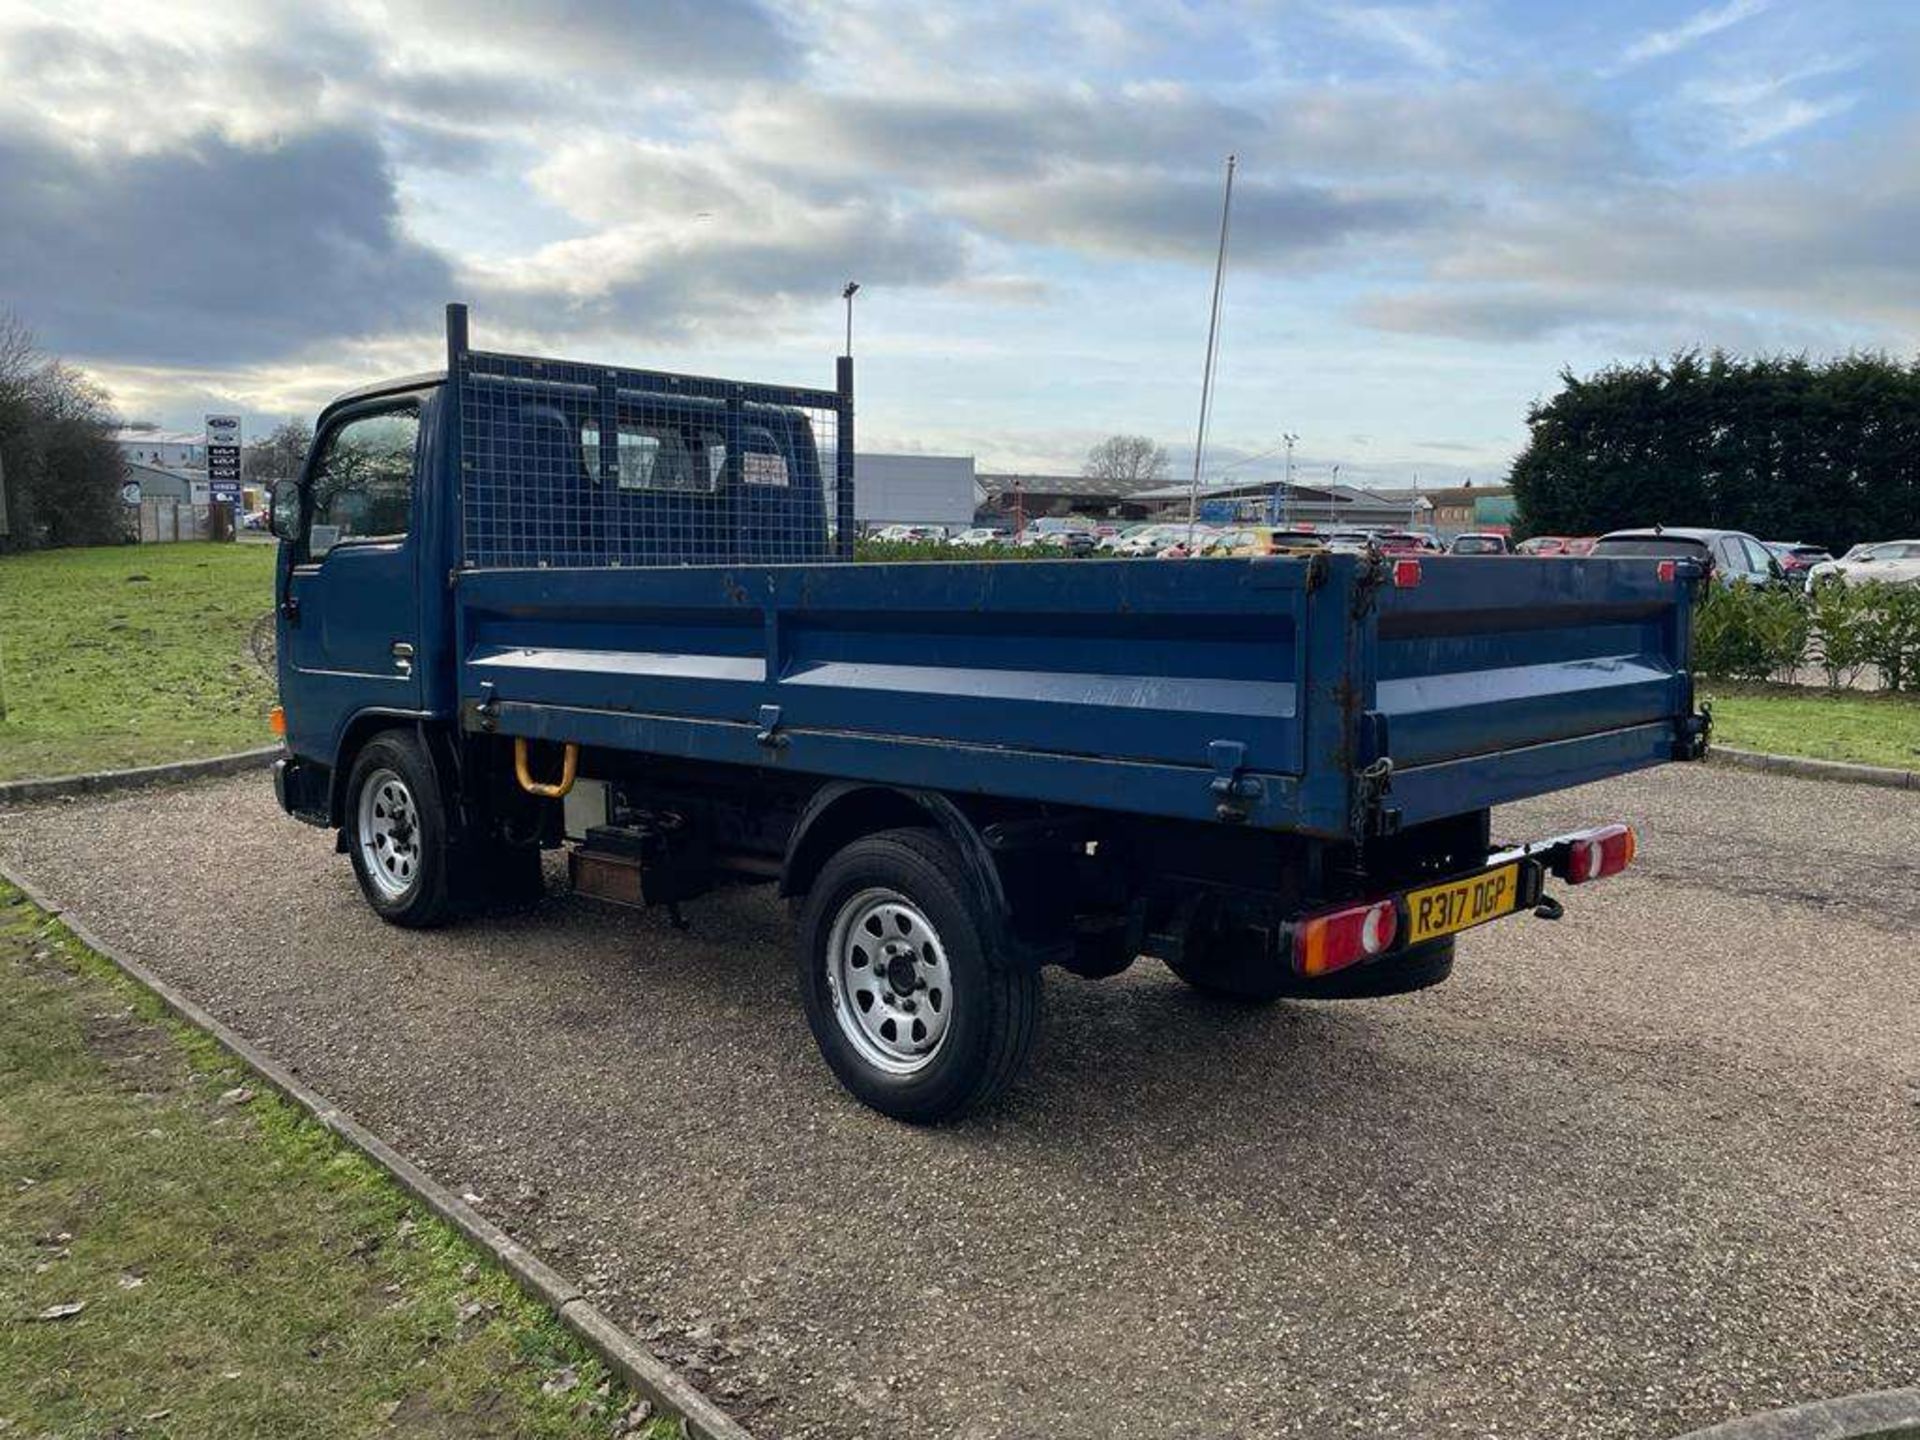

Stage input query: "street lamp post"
[{"left": 1281, "top": 432, "right": 1298, "bottom": 526}]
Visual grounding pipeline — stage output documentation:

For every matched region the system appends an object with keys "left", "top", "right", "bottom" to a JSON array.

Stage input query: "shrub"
[
  {"left": 1806, "top": 579, "right": 1871, "bottom": 688},
  {"left": 1849, "top": 581, "right": 1920, "bottom": 692},
  {"left": 1692, "top": 582, "right": 1809, "bottom": 683}
]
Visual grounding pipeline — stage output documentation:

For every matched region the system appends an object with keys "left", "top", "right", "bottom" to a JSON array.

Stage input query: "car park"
[
  {"left": 1590, "top": 527, "right": 1782, "bottom": 588},
  {"left": 1806, "top": 539, "right": 1920, "bottom": 587},
  {"left": 1449, "top": 533, "right": 1511, "bottom": 556}
]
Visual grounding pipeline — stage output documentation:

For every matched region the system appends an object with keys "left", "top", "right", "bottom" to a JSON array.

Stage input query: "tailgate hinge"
[
  {"left": 1354, "top": 755, "right": 1400, "bottom": 837},
  {"left": 1207, "top": 740, "right": 1264, "bottom": 823},
  {"left": 1351, "top": 549, "right": 1390, "bottom": 617},
  {"left": 756, "top": 704, "right": 789, "bottom": 749}
]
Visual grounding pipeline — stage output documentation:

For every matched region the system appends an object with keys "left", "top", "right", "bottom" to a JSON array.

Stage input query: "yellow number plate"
[{"left": 1405, "top": 863, "right": 1521, "bottom": 944}]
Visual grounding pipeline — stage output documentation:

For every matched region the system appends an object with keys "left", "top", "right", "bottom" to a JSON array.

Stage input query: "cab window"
[{"left": 308, "top": 405, "right": 419, "bottom": 557}]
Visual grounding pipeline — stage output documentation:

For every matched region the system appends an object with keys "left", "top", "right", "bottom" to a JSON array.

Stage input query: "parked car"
[
  {"left": 1206, "top": 527, "right": 1326, "bottom": 558},
  {"left": 242, "top": 508, "right": 271, "bottom": 531},
  {"left": 1806, "top": 539, "right": 1920, "bottom": 588},
  {"left": 1155, "top": 526, "right": 1221, "bottom": 559},
  {"left": 1449, "top": 533, "right": 1511, "bottom": 556},
  {"left": 1762, "top": 541, "right": 1834, "bottom": 589},
  {"left": 1373, "top": 531, "right": 1444, "bottom": 555},
  {"left": 1098, "top": 523, "right": 1154, "bottom": 553},
  {"left": 1112, "top": 523, "right": 1189, "bottom": 557},
  {"left": 950, "top": 527, "right": 1009, "bottom": 548},
  {"left": 1515, "top": 535, "right": 1594, "bottom": 557},
  {"left": 872, "top": 524, "right": 948, "bottom": 544},
  {"left": 1589, "top": 527, "right": 1782, "bottom": 588},
  {"left": 1323, "top": 531, "right": 1375, "bottom": 552},
  {"left": 1022, "top": 523, "right": 1099, "bottom": 556}
]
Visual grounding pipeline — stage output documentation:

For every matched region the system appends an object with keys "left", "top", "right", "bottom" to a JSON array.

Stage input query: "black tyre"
[
  {"left": 796, "top": 828, "right": 1040, "bottom": 1123},
  {"left": 1168, "top": 926, "right": 1455, "bottom": 1002},
  {"left": 344, "top": 731, "right": 455, "bottom": 928}
]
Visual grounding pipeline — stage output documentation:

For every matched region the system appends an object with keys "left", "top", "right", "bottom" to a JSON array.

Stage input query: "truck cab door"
[{"left": 277, "top": 394, "right": 428, "bottom": 760}]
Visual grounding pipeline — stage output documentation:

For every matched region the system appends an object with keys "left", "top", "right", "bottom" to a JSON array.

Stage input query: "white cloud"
[{"left": 1618, "top": 0, "right": 1769, "bottom": 67}]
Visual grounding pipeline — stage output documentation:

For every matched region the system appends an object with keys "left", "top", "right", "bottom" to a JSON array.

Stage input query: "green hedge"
[{"left": 1695, "top": 580, "right": 1920, "bottom": 691}]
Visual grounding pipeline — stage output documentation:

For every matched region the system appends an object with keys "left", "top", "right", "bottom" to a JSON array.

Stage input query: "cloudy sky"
[{"left": 1, "top": 0, "right": 1914, "bottom": 487}]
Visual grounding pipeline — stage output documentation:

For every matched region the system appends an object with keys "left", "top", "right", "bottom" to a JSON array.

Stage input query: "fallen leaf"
[
  {"left": 540, "top": 1365, "right": 579, "bottom": 1398},
  {"left": 117, "top": 1274, "right": 146, "bottom": 1290},
  {"left": 218, "top": 1087, "right": 255, "bottom": 1106},
  {"left": 32, "top": 1302, "right": 86, "bottom": 1322},
  {"left": 614, "top": 1399, "right": 655, "bottom": 1434},
  {"left": 142, "top": 1410, "right": 172, "bottom": 1422}
]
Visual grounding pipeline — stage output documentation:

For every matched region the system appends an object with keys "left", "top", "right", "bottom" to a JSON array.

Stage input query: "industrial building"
[
  {"left": 112, "top": 427, "right": 205, "bottom": 469},
  {"left": 1127, "top": 479, "right": 1431, "bottom": 531}
]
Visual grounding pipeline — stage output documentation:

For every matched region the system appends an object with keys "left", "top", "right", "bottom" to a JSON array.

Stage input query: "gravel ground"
[{"left": 2, "top": 765, "right": 1915, "bottom": 1440}]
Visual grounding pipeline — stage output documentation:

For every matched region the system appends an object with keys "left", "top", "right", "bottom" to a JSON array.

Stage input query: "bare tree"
[
  {"left": 1082, "top": 434, "right": 1169, "bottom": 486},
  {"left": 0, "top": 309, "right": 126, "bottom": 551},
  {"left": 243, "top": 418, "right": 313, "bottom": 485}
]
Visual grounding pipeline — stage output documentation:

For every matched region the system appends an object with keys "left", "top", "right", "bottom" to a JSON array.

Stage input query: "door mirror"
[{"left": 268, "top": 480, "right": 301, "bottom": 541}]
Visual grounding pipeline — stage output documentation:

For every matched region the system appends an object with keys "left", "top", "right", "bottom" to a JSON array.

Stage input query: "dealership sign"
[{"left": 205, "top": 413, "right": 243, "bottom": 505}]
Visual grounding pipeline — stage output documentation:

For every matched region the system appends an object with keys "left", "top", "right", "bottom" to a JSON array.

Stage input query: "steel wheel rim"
[
  {"left": 357, "top": 767, "right": 421, "bottom": 901},
  {"left": 826, "top": 887, "right": 953, "bottom": 1076}
]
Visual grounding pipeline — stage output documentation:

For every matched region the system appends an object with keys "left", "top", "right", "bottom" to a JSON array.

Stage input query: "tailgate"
[{"left": 1370, "top": 556, "right": 1698, "bottom": 822}]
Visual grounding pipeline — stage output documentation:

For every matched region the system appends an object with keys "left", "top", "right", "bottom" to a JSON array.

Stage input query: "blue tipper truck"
[{"left": 271, "top": 304, "right": 1710, "bottom": 1122}]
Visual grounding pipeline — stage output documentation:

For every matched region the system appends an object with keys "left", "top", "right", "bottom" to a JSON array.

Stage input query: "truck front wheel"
[
  {"left": 796, "top": 828, "right": 1040, "bottom": 1123},
  {"left": 345, "top": 732, "right": 456, "bottom": 928}
]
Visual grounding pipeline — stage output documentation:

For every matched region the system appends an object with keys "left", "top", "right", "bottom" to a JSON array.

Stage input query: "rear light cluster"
[
  {"left": 1561, "top": 823, "right": 1636, "bottom": 884},
  {"left": 1657, "top": 560, "right": 1677, "bottom": 582},
  {"left": 1391, "top": 558, "right": 1422, "bottom": 588},
  {"left": 1293, "top": 898, "right": 1398, "bottom": 978}
]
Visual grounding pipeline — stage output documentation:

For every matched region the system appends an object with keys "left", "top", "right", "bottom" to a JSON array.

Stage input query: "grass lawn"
[
  {"left": 1702, "top": 682, "right": 1920, "bottom": 769},
  {"left": 0, "top": 882, "right": 676, "bottom": 1440},
  {"left": 0, "top": 542, "right": 278, "bottom": 781}
]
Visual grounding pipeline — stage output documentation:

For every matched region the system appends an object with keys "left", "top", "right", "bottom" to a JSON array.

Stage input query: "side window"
[
  {"left": 1741, "top": 538, "right": 1774, "bottom": 575},
  {"left": 308, "top": 406, "right": 418, "bottom": 556},
  {"left": 1714, "top": 537, "right": 1745, "bottom": 575}
]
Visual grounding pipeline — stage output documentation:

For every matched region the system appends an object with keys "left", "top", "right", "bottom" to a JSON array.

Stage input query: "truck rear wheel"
[
  {"left": 1168, "top": 928, "right": 1455, "bottom": 1002},
  {"left": 796, "top": 828, "right": 1039, "bottom": 1123},
  {"left": 345, "top": 732, "right": 455, "bottom": 928}
]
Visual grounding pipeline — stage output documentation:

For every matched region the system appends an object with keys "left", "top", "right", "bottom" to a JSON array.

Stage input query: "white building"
[
  {"left": 113, "top": 428, "right": 205, "bottom": 469},
  {"left": 854, "top": 453, "right": 977, "bottom": 531}
]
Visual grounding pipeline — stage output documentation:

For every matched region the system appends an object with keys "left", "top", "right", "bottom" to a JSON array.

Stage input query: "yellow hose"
[{"left": 513, "top": 738, "right": 578, "bottom": 798}]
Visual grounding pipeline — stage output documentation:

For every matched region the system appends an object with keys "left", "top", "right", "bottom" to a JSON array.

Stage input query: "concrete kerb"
[
  {"left": 1669, "top": 1387, "right": 1920, "bottom": 1439},
  {"left": 1708, "top": 745, "right": 1919, "bottom": 791},
  {"left": 0, "top": 862, "right": 755, "bottom": 1440},
  {"left": 0, "top": 746, "right": 283, "bottom": 807}
]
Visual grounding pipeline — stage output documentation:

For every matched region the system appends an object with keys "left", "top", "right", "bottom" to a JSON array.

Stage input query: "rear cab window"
[{"left": 580, "top": 420, "right": 792, "bottom": 493}]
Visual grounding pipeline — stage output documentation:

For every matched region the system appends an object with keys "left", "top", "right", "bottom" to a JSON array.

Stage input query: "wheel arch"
[
  {"left": 780, "top": 783, "right": 1046, "bottom": 968},
  {"left": 327, "top": 709, "right": 457, "bottom": 828}
]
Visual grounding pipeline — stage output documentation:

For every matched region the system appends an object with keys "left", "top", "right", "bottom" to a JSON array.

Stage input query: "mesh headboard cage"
[{"left": 450, "top": 305, "right": 853, "bottom": 569}]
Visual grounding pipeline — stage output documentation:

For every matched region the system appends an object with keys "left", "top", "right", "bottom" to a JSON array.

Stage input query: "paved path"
[{"left": 3, "top": 765, "right": 1915, "bottom": 1439}]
